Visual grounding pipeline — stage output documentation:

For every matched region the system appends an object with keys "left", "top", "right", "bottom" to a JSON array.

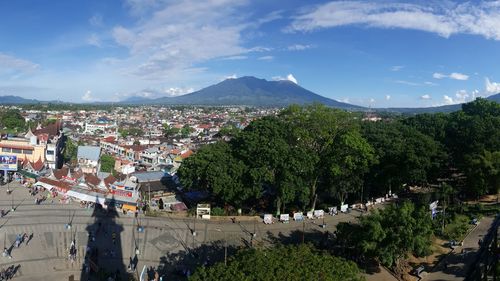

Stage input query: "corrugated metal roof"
[{"left": 77, "top": 146, "right": 101, "bottom": 162}]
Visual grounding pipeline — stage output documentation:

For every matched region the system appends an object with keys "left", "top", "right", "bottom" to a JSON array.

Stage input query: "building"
[
  {"left": 84, "top": 117, "right": 117, "bottom": 134},
  {"left": 77, "top": 146, "right": 101, "bottom": 173},
  {"left": 0, "top": 121, "right": 64, "bottom": 169}
]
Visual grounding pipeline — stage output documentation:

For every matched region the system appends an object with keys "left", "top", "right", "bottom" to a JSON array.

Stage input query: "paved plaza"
[{"left": 0, "top": 181, "right": 396, "bottom": 281}]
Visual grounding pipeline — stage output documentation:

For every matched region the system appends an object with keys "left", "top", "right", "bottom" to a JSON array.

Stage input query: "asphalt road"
[{"left": 423, "top": 216, "right": 495, "bottom": 281}]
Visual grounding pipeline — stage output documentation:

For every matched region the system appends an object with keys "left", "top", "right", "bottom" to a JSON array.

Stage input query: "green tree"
[
  {"left": 324, "top": 130, "right": 376, "bottom": 204},
  {"left": 336, "top": 201, "right": 433, "bottom": 268},
  {"left": 279, "top": 104, "right": 355, "bottom": 210},
  {"left": 63, "top": 137, "right": 78, "bottom": 165},
  {"left": 362, "top": 122, "right": 441, "bottom": 195},
  {"left": 0, "top": 109, "right": 25, "bottom": 132},
  {"left": 100, "top": 155, "right": 115, "bottom": 173},
  {"left": 162, "top": 123, "right": 180, "bottom": 137},
  {"left": 190, "top": 244, "right": 364, "bottom": 281},
  {"left": 178, "top": 142, "right": 256, "bottom": 208}
]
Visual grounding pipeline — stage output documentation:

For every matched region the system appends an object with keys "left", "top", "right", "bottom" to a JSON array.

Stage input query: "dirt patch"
[{"left": 402, "top": 237, "right": 450, "bottom": 281}]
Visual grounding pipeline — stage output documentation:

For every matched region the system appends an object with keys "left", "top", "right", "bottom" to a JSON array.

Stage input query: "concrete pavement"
[{"left": 0, "top": 181, "right": 394, "bottom": 280}]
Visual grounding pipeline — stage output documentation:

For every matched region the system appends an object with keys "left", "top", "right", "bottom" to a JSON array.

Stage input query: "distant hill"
[
  {"left": 125, "top": 76, "right": 364, "bottom": 109},
  {"left": 0, "top": 95, "right": 67, "bottom": 105},
  {"left": 0, "top": 95, "right": 41, "bottom": 104},
  {"left": 379, "top": 93, "right": 500, "bottom": 114}
]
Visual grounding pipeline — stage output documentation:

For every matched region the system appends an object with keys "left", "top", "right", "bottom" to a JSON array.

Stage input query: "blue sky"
[{"left": 1, "top": 0, "right": 500, "bottom": 107}]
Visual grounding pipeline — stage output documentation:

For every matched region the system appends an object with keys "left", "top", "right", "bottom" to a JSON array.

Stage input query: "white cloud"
[
  {"left": 433, "top": 72, "right": 447, "bottom": 79},
  {"left": 443, "top": 95, "right": 454, "bottom": 105},
  {"left": 0, "top": 53, "right": 39, "bottom": 74},
  {"left": 390, "top": 65, "right": 404, "bottom": 71},
  {"left": 449, "top": 72, "right": 469, "bottom": 80},
  {"left": 89, "top": 14, "right": 103, "bottom": 27},
  {"left": 455, "top": 89, "right": 469, "bottom": 103},
  {"left": 395, "top": 80, "right": 419, "bottom": 86},
  {"left": 369, "top": 98, "right": 375, "bottom": 103},
  {"left": 287, "top": 44, "right": 313, "bottom": 51},
  {"left": 286, "top": 74, "right": 298, "bottom": 84},
  {"left": 82, "top": 90, "right": 96, "bottom": 101},
  {"left": 272, "top": 74, "right": 298, "bottom": 84},
  {"left": 288, "top": 1, "right": 500, "bottom": 41},
  {"left": 87, "top": 34, "right": 101, "bottom": 47},
  {"left": 485, "top": 77, "right": 500, "bottom": 93},
  {"left": 433, "top": 72, "right": 469, "bottom": 80},
  {"left": 222, "top": 55, "right": 247, "bottom": 60},
  {"left": 340, "top": 98, "right": 350, "bottom": 103},
  {"left": 111, "top": 0, "right": 257, "bottom": 80},
  {"left": 439, "top": 89, "right": 475, "bottom": 105},
  {"left": 164, "top": 87, "right": 194, "bottom": 97},
  {"left": 420, "top": 94, "right": 431, "bottom": 100},
  {"left": 424, "top": 81, "right": 437, "bottom": 86},
  {"left": 385, "top": 95, "right": 391, "bottom": 100},
  {"left": 258, "top": 55, "right": 274, "bottom": 61},
  {"left": 224, "top": 74, "right": 237, "bottom": 80}
]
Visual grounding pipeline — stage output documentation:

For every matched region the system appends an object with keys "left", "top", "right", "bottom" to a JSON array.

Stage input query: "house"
[{"left": 77, "top": 146, "right": 101, "bottom": 173}]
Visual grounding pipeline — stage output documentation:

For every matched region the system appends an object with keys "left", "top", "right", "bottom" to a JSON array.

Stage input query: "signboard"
[
  {"left": 263, "top": 214, "right": 273, "bottom": 224},
  {"left": 340, "top": 204, "right": 349, "bottom": 213},
  {"left": 280, "top": 214, "right": 290, "bottom": 223},
  {"left": 110, "top": 189, "right": 133, "bottom": 197},
  {"left": 293, "top": 212, "right": 304, "bottom": 221},
  {"left": 313, "top": 210, "right": 324, "bottom": 218},
  {"left": 0, "top": 155, "right": 17, "bottom": 171}
]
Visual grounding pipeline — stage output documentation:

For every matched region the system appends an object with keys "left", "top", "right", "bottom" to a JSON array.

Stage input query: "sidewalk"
[{"left": 423, "top": 216, "right": 494, "bottom": 281}]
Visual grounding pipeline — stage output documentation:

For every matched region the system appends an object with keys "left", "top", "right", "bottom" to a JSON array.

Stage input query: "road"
[
  {"left": 0, "top": 181, "right": 395, "bottom": 280},
  {"left": 423, "top": 216, "right": 495, "bottom": 281}
]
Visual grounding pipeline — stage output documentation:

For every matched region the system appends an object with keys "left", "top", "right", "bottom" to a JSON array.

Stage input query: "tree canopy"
[{"left": 189, "top": 244, "right": 365, "bottom": 281}]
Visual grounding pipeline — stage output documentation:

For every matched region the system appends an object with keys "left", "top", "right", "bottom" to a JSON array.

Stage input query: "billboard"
[{"left": 0, "top": 155, "right": 17, "bottom": 171}]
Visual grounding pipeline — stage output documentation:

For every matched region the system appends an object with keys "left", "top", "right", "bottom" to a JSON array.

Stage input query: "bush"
[
  {"left": 441, "top": 214, "right": 470, "bottom": 241},
  {"left": 211, "top": 207, "right": 225, "bottom": 216}
]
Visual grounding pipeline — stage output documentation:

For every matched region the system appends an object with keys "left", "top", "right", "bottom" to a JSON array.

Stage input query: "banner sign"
[{"left": 0, "top": 155, "right": 17, "bottom": 171}]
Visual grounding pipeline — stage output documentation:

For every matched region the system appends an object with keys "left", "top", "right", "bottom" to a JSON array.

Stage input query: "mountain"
[
  {"left": 0, "top": 95, "right": 42, "bottom": 104},
  {"left": 134, "top": 76, "right": 363, "bottom": 109},
  {"left": 381, "top": 93, "right": 500, "bottom": 114}
]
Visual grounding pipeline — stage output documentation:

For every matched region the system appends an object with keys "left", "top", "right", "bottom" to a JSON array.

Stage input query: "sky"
[{"left": 1, "top": 0, "right": 500, "bottom": 107}]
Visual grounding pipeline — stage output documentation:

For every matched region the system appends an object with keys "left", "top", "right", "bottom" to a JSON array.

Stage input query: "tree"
[
  {"left": 100, "top": 155, "right": 115, "bottom": 173},
  {"left": 178, "top": 142, "right": 258, "bottom": 208},
  {"left": 279, "top": 104, "right": 355, "bottom": 210},
  {"left": 64, "top": 137, "right": 78, "bottom": 165},
  {"left": 181, "top": 125, "right": 194, "bottom": 138},
  {"left": 163, "top": 124, "right": 180, "bottom": 137},
  {"left": 324, "top": 130, "right": 376, "bottom": 204},
  {"left": 190, "top": 244, "right": 364, "bottom": 281},
  {"left": 336, "top": 201, "right": 433, "bottom": 268},
  {"left": 362, "top": 122, "right": 441, "bottom": 195},
  {"left": 0, "top": 109, "right": 25, "bottom": 132}
]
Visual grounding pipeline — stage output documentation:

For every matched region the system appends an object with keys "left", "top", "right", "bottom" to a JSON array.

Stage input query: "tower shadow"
[{"left": 80, "top": 196, "right": 128, "bottom": 281}]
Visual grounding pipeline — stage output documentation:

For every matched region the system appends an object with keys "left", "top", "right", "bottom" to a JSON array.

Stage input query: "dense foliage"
[
  {"left": 179, "top": 104, "right": 375, "bottom": 213},
  {"left": 335, "top": 201, "right": 433, "bottom": 268},
  {"left": 178, "top": 99, "right": 500, "bottom": 213},
  {"left": 100, "top": 155, "right": 115, "bottom": 173},
  {"left": 189, "top": 244, "right": 364, "bottom": 281},
  {"left": 0, "top": 109, "right": 25, "bottom": 132}
]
